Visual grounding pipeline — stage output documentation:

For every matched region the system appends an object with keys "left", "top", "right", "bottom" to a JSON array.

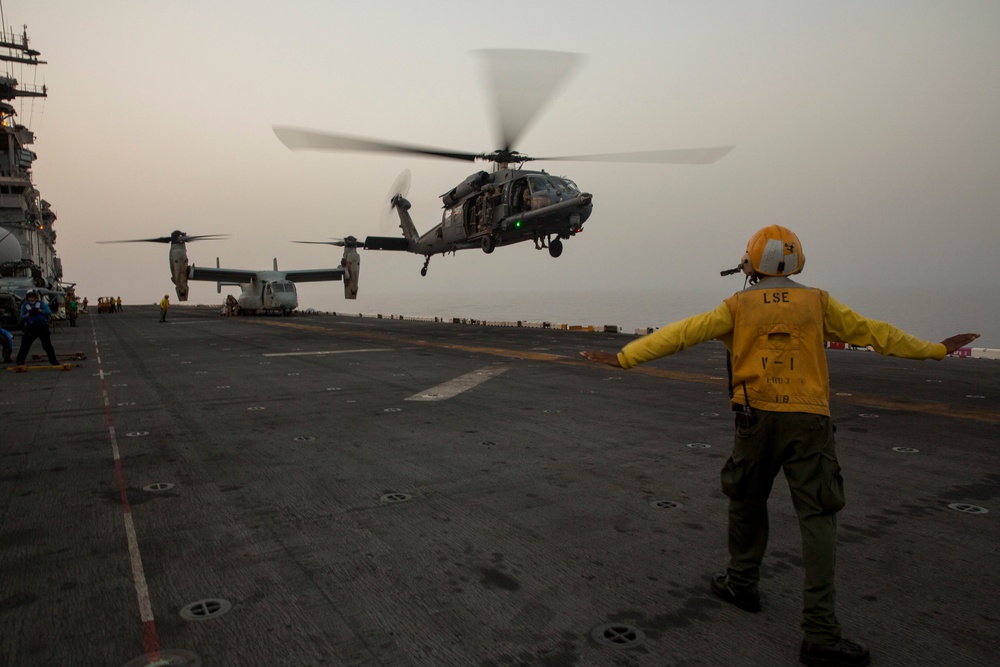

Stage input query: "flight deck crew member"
[
  {"left": 16, "top": 289, "right": 60, "bottom": 366},
  {"left": 116, "top": 296, "right": 123, "bottom": 312},
  {"left": 67, "top": 295, "right": 79, "bottom": 327},
  {"left": 159, "top": 294, "right": 170, "bottom": 322},
  {"left": 1, "top": 326, "right": 13, "bottom": 363},
  {"left": 580, "top": 225, "right": 979, "bottom": 667}
]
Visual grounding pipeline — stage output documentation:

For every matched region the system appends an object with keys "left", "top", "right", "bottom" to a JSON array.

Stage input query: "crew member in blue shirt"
[
  {"left": 1, "top": 326, "right": 13, "bottom": 363},
  {"left": 16, "top": 289, "right": 59, "bottom": 366}
]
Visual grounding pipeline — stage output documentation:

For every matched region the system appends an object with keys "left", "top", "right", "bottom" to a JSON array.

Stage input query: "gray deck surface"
[{"left": 2, "top": 306, "right": 997, "bottom": 666}]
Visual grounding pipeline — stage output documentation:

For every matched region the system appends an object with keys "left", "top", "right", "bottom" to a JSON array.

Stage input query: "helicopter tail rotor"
[{"left": 381, "top": 169, "right": 412, "bottom": 232}]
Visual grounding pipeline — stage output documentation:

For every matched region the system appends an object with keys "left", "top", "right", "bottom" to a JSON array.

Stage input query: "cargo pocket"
[
  {"left": 721, "top": 456, "right": 748, "bottom": 500},
  {"left": 817, "top": 452, "right": 846, "bottom": 513}
]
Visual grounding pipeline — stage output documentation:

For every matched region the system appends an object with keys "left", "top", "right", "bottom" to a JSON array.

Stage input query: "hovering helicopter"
[
  {"left": 97, "top": 231, "right": 361, "bottom": 312},
  {"left": 274, "top": 49, "right": 733, "bottom": 276}
]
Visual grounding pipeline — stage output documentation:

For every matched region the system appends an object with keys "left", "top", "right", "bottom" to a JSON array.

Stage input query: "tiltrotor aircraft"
[
  {"left": 274, "top": 49, "right": 733, "bottom": 276},
  {"left": 97, "top": 230, "right": 360, "bottom": 313}
]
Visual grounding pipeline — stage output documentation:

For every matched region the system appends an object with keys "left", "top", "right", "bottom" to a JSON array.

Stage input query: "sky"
[{"left": 7, "top": 1, "right": 1000, "bottom": 325}]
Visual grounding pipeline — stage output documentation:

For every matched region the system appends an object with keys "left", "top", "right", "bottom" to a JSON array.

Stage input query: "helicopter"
[
  {"left": 274, "top": 49, "right": 733, "bottom": 276},
  {"left": 97, "top": 231, "right": 361, "bottom": 312}
]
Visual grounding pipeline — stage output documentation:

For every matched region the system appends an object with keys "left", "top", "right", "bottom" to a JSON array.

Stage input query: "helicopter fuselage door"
[{"left": 440, "top": 204, "right": 465, "bottom": 245}]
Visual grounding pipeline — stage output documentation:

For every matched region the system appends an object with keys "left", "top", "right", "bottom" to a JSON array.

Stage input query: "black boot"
[
  {"left": 799, "top": 638, "right": 870, "bottom": 666},
  {"left": 710, "top": 573, "right": 761, "bottom": 612}
]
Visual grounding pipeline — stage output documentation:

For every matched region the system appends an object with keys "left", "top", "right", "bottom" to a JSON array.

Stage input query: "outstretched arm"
[
  {"left": 579, "top": 351, "right": 622, "bottom": 367},
  {"left": 825, "top": 296, "right": 978, "bottom": 360},
  {"left": 941, "top": 333, "right": 979, "bottom": 355},
  {"left": 583, "top": 303, "right": 735, "bottom": 370}
]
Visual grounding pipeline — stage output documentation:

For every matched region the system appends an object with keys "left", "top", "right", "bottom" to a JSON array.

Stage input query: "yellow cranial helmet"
[{"left": 742, "top": 225, "right": 805, "bottom": 277}]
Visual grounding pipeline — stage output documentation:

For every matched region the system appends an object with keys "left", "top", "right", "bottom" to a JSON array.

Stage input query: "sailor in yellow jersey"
[
  {"left": 159, "top": 294, "right": 170, "bottom": 323},
  {"left": 581, "top": 225, "right": 979, "bottom": 667}
]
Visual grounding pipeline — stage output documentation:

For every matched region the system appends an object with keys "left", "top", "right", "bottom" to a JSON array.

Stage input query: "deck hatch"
[
  {"left": 590, "top": 623, "right": 645, "bottom": 649},
  {"left": 948, "top": 503, "right": 988, "bottom": 515},
  {"left": 180, "top": 598, "right": 232, "bottom": 621},
  {"left": 142, "top": 483, "right": 174, "bottom": 492},
  {"left": 651, "top": 500, "right": 681, "bottom": 509}
]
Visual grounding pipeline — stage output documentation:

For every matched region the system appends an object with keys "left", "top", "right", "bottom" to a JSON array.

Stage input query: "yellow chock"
[{"left": 7, "top": 364, "right": 73, "bottom": 372}]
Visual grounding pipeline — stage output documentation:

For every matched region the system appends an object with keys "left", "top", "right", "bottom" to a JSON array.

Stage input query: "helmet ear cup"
[{"left": 740, "top": 253, "right": 752, "bottom": 276}]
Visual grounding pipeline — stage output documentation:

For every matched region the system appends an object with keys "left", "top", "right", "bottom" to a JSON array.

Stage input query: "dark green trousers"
[{"left": 720, "top": 410, "right": 845, "bottom": 643}]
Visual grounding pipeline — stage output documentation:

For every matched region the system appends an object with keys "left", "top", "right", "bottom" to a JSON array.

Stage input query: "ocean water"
[{"left": 304, "top": 284, "right": 1000, "bottom": 350}]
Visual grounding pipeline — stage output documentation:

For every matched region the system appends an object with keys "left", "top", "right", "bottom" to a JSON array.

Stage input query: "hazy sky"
[{"left": 10, "top": 1, "right": 1000, "bottom": 314}]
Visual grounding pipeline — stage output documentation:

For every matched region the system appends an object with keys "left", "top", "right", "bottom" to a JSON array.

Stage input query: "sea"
[{"left": 300, "top": 284, "right": 1000, "bottom": 351}]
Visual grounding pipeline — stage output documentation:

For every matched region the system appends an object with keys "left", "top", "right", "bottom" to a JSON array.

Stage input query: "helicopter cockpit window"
[
  {"left": 548, "top": 176, "right": 580, "bottom": 193},
  {"left": 527, "top": 176, "right": 548, "bottom": 194}
]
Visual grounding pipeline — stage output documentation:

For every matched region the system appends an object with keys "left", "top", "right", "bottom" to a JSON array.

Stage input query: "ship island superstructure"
[{"left": 0, "top": 19, "right": 63, "bottom": 327}]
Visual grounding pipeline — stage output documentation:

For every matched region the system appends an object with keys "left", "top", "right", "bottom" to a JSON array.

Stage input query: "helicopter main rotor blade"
[
  {"left": 477, "top": 49, "right": 582, "bottom": 153},
  {"left": 293, "top": 238, "right": 365, "bottom": 248},
  {"left": 292, "top": 240, "right": 351, "bottom": 247},
  {"left": 273, "top": 127, "right": 480, "bottom": 163},
  {"left": 96, "top": 233, "right": 229, "bottom": 244},
  {"left": 535, "top": 145, "right": 735, "bottom": 165},
  {"left": 96, "top": 237, "right": 173, "bottom": 244},
  {"left": 183, "top": 234, "right": 230, "bottom": 242}
]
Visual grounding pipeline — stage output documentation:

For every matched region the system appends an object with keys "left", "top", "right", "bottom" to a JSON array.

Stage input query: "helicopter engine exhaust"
[{"left": 441, "top": 171, "right": 492, "bottom": 206}]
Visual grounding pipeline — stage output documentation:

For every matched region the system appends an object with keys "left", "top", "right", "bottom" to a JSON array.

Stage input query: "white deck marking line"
[
  {"left": 406, "top": 364, "right": 510, "bottom": 401},
  {"left": 90, "top": 318, "right": 163, "bottom": 661},
  {"left": 263, "top": 348, "right": 390, "bottom": 357}
]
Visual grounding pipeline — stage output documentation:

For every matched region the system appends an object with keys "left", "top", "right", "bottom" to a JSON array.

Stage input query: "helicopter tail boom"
[{"left": 362, "top": 237, "right": 410, "bottom": 251}]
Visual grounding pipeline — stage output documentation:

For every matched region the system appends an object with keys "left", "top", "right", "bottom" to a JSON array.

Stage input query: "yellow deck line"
[{"left": 250, "top": 320, "right": 999, "bottom": 423}]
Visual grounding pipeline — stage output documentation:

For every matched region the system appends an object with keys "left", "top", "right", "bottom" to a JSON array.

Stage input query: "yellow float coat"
[{"left": 617, "top": 278, "right": 946, "bottom": 416}]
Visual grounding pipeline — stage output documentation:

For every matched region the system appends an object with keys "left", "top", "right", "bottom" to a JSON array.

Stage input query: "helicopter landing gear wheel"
[
  {"left": 482, "top": 235, "right": 496, "bottom": 254},
  {"left": 421, "top": 256, "right": 431, "bottom": 276},
  {"left": 548, "top": 237, "right": 563, "bottom": 258}
]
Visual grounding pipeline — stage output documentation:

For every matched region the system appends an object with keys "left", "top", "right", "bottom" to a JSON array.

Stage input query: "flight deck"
[{"left": 2, "top": 306, "right": 997, "bottom": 666}]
